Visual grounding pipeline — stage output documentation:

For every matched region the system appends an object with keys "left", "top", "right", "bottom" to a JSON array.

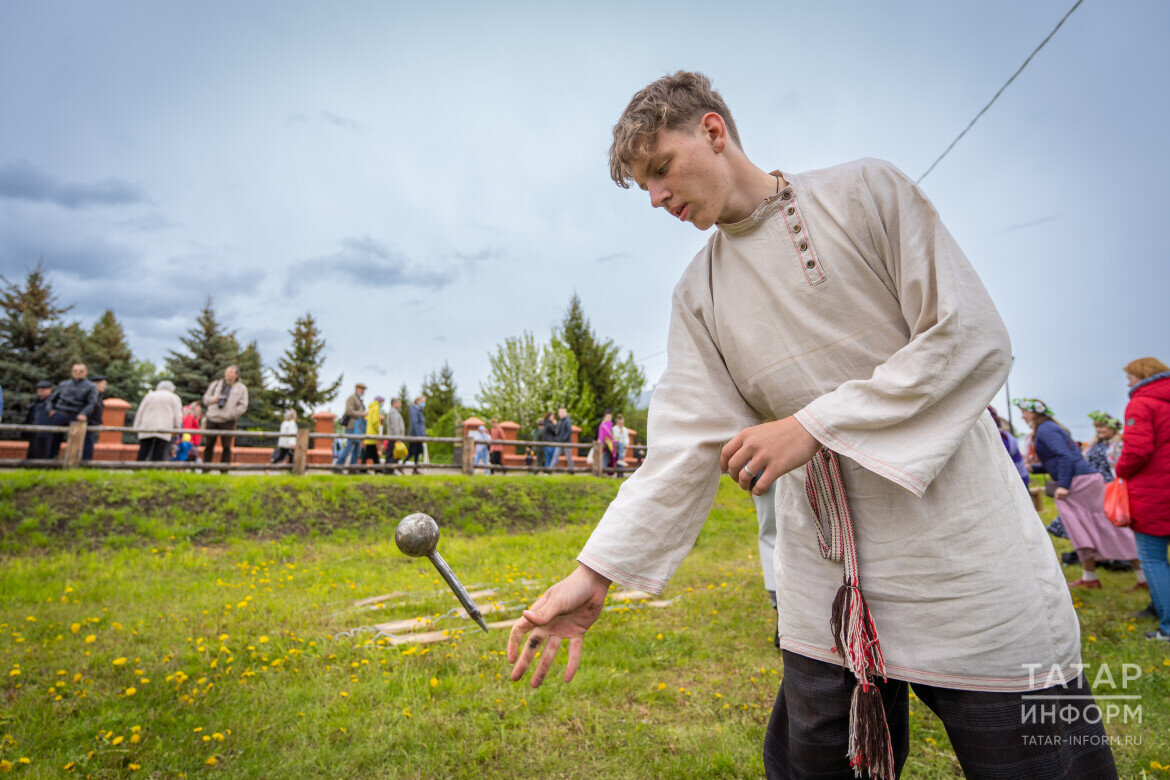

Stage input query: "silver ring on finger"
[{"left": 743, "top": 463, "right": 757, "bottom": 479}]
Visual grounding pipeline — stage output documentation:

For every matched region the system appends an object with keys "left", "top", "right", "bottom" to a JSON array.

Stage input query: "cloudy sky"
[{"left": 1, "top": 1, "right": 1166, "bottom": 438}]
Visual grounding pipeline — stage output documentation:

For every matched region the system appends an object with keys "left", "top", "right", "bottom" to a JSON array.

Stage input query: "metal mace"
[{"left": 394, "top": 513, "right": 489, "bottom": 632}]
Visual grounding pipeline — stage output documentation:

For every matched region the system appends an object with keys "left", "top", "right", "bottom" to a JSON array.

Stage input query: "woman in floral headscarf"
[
  {"left": 1082, "top": 411, "right": 1123, "bottom": 482},
  {"left": 1016, "top": 398, "right": 1145, "bottom": 590}
]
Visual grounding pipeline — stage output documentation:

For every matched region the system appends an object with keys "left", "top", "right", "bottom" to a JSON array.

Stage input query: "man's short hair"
[{"left": 609, "top": 70, "right": 742, "bottom": 189}]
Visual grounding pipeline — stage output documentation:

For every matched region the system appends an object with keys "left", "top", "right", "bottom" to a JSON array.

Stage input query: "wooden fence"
[{"left": 0, "top": 422, "right": 645, "bottom": 478}]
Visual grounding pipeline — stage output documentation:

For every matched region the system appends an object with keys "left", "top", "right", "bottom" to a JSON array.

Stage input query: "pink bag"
[{"left": 1104, "top": 478, "right": 1131, "bottom": 527}]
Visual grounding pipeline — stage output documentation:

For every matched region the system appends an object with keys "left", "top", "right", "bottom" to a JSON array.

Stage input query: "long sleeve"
[
  {"left": 1034, "top": 423, "right": 1074, "bottom": 489},
  {"left": 170, "top": 396, "right": 183, "bottom": 428},
  {"left": 792, "top": 161, "right": 1011, "bottom": 496},
  {"left": 202, "top": 381, "right": 219, "bottom": 408},
  {"left": 1116, "top": 399, "right": 1154, "bottom": 480},
  {"left": 578, "top": 273, "right": 761, "bottom": 594}
]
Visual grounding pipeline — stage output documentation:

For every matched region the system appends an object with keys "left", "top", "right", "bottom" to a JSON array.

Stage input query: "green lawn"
[{"left": 0, "top": 473, "right": 1167, "bottom": 778}]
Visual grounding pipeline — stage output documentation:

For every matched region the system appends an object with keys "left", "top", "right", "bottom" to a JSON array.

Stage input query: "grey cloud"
[
  {"left": 287, "top": 110, "right": 359, "bottom": 130},
  {"left": 0, "top": 161, "right": 150, "bottom": 209},
  {"left": 595, "top": 252, "right": 629, "bottom": 264},
  {"left": 453, "top": 247, "right": 504, "bottom": 265},
  {"left": 116, "top": 212, "right": 178, "bottom": 232},
  {"left": 0, "top": 227, "right": 142, "bottom": 281},
  {"left": 285, "top": 236, "right": 456, "bottom": 295}
]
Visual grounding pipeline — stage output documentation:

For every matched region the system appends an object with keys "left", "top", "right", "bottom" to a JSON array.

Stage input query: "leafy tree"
[
  {"left": 475, "top": 331, "right": 593, "bottom": 437},
  {"left": 81, "top": 310, "right": 144, "bottom": 404},
  {"left": 271, "top": 313, "right": 343, "bottom": 424},
  {"left": 397, "top": 383, "right": 411, "bottom": 408},
  {"left": 0, "top": 263, "right": 85, "bottom": 424},
  {"left": 420, "top": 361, "right": 460, "bottom": 424},
  {"left": 555, "top": 293, "right": 645, "bottom": 438},
  {"left": 164, "top": 298, "right": 238, "bottom": 403}
]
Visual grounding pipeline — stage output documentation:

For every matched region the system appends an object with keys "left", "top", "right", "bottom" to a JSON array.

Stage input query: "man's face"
[
  {"left": 356, "top": 386, "right": 365, "bottom": 397},
  {"left": 95, "top": 380, "right": 107, "bottom": 394},
  {"left": 71, "top": 364, "right": 87, "bottom": 380},
  {"left": 37, "top": 387, "right": 52, "bottom": 400},
  {"left": 392, "top": 399, "right": 401, "bottom": 409},
  {"left": 225, "top": 367, "right": 239, "bottom": 383},
  {"left": 558, "top": 408, "right": 567, "bottom": 419},
  {"left": 630, "top": 120, "right": 728, "bottom": 231}
]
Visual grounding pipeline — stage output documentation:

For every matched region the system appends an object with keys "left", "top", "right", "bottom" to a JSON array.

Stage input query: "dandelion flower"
[
  {"left": 205, "top": 756, "right": 218, "bottom": 766},
  {"left": 429, "top": 677, "right": 438, "bottom": 687},
  {"left": 70, "top": 623, "right": 80, "bottom": 634},
  {"left": 128, "top": 764, "right": 140, "bottom": 771},
  {"left": 112, "top": 657, "right": 127, "bottom": 666},
  {"left": 112, "top": 736, "right": 124, "bottom": 746},
  {"left": 124, "top": 687, "right": 137, "bottom": 696},
  {"left": 84, "top": 635, "right": 96, "bottom": 644}
]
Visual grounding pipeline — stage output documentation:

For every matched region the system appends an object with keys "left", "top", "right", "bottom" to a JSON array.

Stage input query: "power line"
[{"left": 917, "top": 0, "right": 1084, "bottom": 184}]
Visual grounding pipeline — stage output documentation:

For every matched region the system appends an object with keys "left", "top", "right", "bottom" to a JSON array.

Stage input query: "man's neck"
[{"left": 718, "top": 153, "right": 787, "bottom": 224}]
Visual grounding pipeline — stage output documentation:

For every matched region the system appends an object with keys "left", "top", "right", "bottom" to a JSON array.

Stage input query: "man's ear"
[{"left": 700, "top": 112, "right": 727, "bottom": 153}]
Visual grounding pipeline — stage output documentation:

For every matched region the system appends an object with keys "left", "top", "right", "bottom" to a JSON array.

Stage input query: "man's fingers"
[
  {"left": 530, "top": 636, "right": 562, "bottom": 688},
  {"left": 510, "top": 629, "right": 545, "bottom": 682},
  {"left": 752, "top": 465, "right": 780, "bottom": 496},
  {"left": 506, "top": 615, "right": 535, "bottom": 664},
  {"left": 563, "top": 637, "right": 583, "bottom": 682},
  {"left": 719, "top": 433, "right": 744, "bottom": 473}
]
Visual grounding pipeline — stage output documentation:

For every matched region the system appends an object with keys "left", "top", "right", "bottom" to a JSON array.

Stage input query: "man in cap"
[
  {"left": 24, "top": 380, "right": 55, "bottom": 460},
  {"left": 201, "top": 365, "right": 249, "bottom": 465}
]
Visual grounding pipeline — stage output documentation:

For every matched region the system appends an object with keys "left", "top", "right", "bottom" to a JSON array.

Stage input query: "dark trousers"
[
  {"left": 202, "top": 419, "right": 235, "bottom": 463},
  {"left": 764, "top": 650, "right": 1118, "bottom": 780},
  {"left": 136, "top": 438, "right": 170, "bottom": 462},
  {"left": 46, "top": 410, "right": 73, "bottom": 459},
  {"left": 271, "top": 447, "right": 293, "bottom": 464},
  {"left": 489, "top": 450, "right": 502, "bottom": 474},
  {"left": 82, "top": 432, "right": 97, "bottom": 462},
  {"left": 27, "top": 435, "right": 51, "bottom": 460}
]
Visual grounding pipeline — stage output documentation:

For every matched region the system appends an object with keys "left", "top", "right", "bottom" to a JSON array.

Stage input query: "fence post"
[
  {"left": 590, "top": 441, "right": 602, "bottom": 477},
  {"left": 292, "top": 429, "right": 309, "bottom": 476},
  {"left": 63, "top": 420, "right": 87, "bottom": 469},
  {"left": 461, "top": 435, "right": 475, "bottom": 475}
]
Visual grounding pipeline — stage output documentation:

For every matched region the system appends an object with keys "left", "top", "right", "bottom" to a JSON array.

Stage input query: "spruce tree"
[
  {"left": 164, "top": 298, "right": 238, "bottom": 403},
  {"left": 271, "top": 313, "right": 342, "bottom": 423},
  {"left": 0, "top": 263, "right": 85, "bottom": 424},
  {"left": 420, "top": 361, "right": 460, "bottom": 422},
  {"left": 236, "top": 340, "right": 280, "bottom": 429},
  {"left": 81, "top": 310, "right": 142, "bottom": 404},
  {"left": 397, "top": 383, "right": 411, "bottom": 408},
  {"left": 556, "top": 293, "right": 646, "bottom": 438}
]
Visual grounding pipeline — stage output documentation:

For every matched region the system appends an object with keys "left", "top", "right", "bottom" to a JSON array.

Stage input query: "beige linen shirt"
[{"left": 579, "top": 159, "right": 1081, "bottom": 692}]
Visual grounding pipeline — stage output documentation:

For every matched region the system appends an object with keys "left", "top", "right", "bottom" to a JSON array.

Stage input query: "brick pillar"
[
  {"left": 312, "top": 411, "right": 336, "bottom": 452},
  {"left": 100, "top": 398, "right": 130, "bottom": 444}
]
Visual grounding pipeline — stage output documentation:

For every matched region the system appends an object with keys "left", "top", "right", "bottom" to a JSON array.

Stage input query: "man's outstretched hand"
[{"left": 507, "top": 563, "right": 610, "bottom": 688}]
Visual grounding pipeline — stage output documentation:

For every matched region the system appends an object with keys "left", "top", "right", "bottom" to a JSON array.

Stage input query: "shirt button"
[
  {"left": 787, "top": 207, "right": 795, "bottom": 215},
  {"left": 781, "top": 190, "right": 791, "bottom": 200},
  {"left": 799, "top": 242, "right": 808, "bottom": 251},
  {"left": 793, "top": 224, "right": 801, "bottom": 233},
  {"left": 806, "top": 260, "right": 816, "bottom": 269}
]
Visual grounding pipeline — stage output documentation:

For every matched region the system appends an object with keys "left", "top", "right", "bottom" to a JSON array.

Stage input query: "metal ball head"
[{"left": 396, "top": 512, "right": 439, "bottom": 558}]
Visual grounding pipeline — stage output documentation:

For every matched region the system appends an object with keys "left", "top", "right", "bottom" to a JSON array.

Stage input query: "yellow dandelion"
[
  {"left": 258, "top": 636, "right": 269, "bottom": 643},
  {"left": 0, "top": 760, "right": 11, "bottom": 771},
  {"left": 130, "top": 734, "right": 140, "bottom": 744},
  {"left": 657, "top": 682, "right": 666, "bottom": 690},
  {"left": 128, "top": 764, "right": 140, "bottom": 771},
  {"left": 112, "top": 657, "right": 127, "bottom": 666},
  {"left": 205, "top": 756, "right": 218, "bottom": 766},
  {"left": 213, "top": 733, "right": 224, "bottom": 742},
  {"left": 340, "top": 691, "right": 348, "bottom": 698},
  {"left": 70, "top": 623, "right": 80, "bottom": 634},
  {"left": 124, "top": 687, "right": 137, "bottom": 696},
  {"left": 112, "top": 736, "right": 124, "bottom": 746},
  {"left": 429, "top": 677, "right": 438, "bottom": 687},
  {"left": 84, "top": 635, "right": 96, "bottom": 644}
]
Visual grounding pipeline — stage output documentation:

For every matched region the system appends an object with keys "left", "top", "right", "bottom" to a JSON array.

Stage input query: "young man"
[{"left": 507, "top": 72, "right": 1115, "bottom": 778}]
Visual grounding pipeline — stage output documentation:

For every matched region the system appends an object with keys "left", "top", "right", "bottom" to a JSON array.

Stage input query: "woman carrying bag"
[{"left": 1115, "top": 358, "right": 1170, "bottom": 641}]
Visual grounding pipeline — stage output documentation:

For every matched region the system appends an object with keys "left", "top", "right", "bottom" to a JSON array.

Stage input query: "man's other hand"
[
  {"left": 721, "top": 416, "right": 821, "bottom": 496},
  {"left": 507, "top": 564, "right": 610, "bottom": 688}
]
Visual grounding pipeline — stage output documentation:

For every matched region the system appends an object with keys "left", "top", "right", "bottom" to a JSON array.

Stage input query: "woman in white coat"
[{"left": 133, "top": 380, "right": 183, "bottom": 462}]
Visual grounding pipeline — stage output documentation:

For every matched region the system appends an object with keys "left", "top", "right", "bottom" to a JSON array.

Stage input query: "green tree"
[
  {"left": 271, "top": 313, "right": 343, "bottom": 424},
  {"left": 164, "top": 298, "right": 238, "bottom": 403},
  {"left": 420, "top": 361, "right": 460, "bottom": 423},
  {"left": 80, "top": 310, "right": 144, "bottom": 404},
  {"left": 235, "top": 340, "right": 280, "bottom": 429},
  {"left": 475, "top": 331, "right": 593, "bottom": 437},
  {"left": 555, "top": 293, "right": 645, "bottom": 439},
  {"left": 0, "top": 263, "right": 85, "bottom": 424},
  {"left": 397, "top": 383, "right": 411, "bottom": 408}
]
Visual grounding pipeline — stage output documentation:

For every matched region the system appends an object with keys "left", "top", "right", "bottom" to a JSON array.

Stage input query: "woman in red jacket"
[{"left": 1116, "top": 357, "right": 1170, "bottom": 641}]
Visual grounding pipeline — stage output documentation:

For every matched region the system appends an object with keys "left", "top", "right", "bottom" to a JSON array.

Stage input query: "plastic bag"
[{"left": 1104, "top": 478, "right": 1131, "bottom": 527}]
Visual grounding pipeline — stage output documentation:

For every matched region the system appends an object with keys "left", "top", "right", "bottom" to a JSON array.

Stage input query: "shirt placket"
[{"left": 778, "top": 186, "right": 827, "bottom": 286}]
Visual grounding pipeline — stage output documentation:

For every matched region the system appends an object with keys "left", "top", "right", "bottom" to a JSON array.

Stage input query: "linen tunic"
[{"left": 578, "top": 159, "right": 1081, "bottom": 692}]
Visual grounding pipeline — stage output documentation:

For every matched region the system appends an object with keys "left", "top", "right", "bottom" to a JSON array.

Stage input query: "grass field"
[{"left": 0, "top": 472, "right": 1168, "bottom": 778}]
